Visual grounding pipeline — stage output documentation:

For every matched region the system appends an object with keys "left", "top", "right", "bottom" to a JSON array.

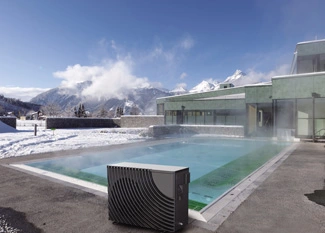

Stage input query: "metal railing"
[{"left": 315, "top": 128, "right": 325, "bottom": 138}]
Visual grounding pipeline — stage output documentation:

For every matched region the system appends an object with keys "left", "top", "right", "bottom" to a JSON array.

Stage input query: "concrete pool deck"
[{"left": 0, "top": 142, "right": 324, "bottom": 233}]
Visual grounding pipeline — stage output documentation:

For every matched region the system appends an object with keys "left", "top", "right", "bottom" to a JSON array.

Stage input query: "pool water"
[{"left": 26, "top": 137, "right": 290, "bottom": 211}]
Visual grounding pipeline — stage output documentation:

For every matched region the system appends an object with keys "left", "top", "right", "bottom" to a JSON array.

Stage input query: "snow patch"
[
  {"left": 0, "top": 120, "right": 149, "bottom": 159},
  {"left": 0, "top": 121, "right": 17, "bottom": 133}
]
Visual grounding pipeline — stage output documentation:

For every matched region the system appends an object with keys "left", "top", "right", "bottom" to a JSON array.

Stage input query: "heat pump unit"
[{"left": 107, "top": 162, "right": 190, "bottom": 232}]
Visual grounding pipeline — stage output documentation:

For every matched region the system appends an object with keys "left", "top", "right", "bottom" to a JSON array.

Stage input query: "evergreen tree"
[
  {"left": 75, "top": 103, "right": 87, "bottom": 118},
  {"left": 116, "top": 106, "right": 124, "bottom": 117}
]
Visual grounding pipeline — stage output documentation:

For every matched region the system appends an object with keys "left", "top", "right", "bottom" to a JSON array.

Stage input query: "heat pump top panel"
[{"left": 110, "top": 162, "right": 188, "bottom": 172}]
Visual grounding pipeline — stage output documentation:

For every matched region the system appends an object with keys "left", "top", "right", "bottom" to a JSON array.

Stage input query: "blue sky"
[{"left": 1, "top": 0, "right": 325, "bottom": 101}]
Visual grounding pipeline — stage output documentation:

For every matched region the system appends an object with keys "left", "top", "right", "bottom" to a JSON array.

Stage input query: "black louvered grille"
[{"left": 108, "top": 166, "right": 176, "bottom": 232}]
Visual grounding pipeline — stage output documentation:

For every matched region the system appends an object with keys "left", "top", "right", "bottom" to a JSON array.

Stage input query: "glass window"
[
  {"left": 315, "top": 98, "right": 325, "bottom": 118},
  {"left": 275, "top": 100, "right": 295, "bottom": 129},
  {"left": 157, "top": 104, "right": 164, "bottom": 115},
  {"left": 315, "top": 98, "right": 325, "bottom": 137},
  {"left": 320, "top": 54, "right": 325, "bottom": 72},
  {"left": 297, "top": 99, "right": 313, "bottom": 136},
  {"left": 297, "top": 99, "right": 313, "bottom": 118},
  {"left": 205, "top": 111, "right": 214, "bottom": 125}
]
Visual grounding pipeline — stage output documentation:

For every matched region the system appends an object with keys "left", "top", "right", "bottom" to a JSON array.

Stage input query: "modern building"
[{"left": 156, "top": 39, "right": 325, "bottom": 140}]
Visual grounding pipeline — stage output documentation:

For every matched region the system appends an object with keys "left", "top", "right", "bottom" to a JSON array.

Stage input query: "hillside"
[{"left": 0, "top": 94, "right": 41, "bottom": 117}]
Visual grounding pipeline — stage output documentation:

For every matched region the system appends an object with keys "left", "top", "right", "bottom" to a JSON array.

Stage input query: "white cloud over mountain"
[
  {"left": 245, "top": 64, "right": 290, "bottom": 84},
  {"left": 53, "top": 59, "right": 151, "bottom": 100}
]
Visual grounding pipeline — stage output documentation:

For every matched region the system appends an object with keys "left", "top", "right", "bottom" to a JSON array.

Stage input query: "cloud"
[
  {"left": 149, "top": 44, "right": 176, "bottom": 64},
  {"left": 53, "top": 58, "right": 151, "bottom": 100},
  {"left": 58, "top": 35, "right": 195, "bottom": 99},
  {"left": 179, "top": 72, "right": 187, "bottom": 80},
  {"left": 145, "top": 34, "right": 194, "bottom": 66},
  {"left": 179, "top": 36, "right": 194, "bottom": 50},
  {"left": 0, "top": 87, "right": 50, "bottom": 102},
  {"left": 245, "top": 64, "right": 290, "bottom": 83},
  {"left": 111, "top": 40, "right": 117, "bottom": 50}
]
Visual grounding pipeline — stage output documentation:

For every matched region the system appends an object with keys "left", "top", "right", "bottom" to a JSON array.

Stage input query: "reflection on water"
[{"left": 27, "top": 137, "right": 290, "bottom": 210}]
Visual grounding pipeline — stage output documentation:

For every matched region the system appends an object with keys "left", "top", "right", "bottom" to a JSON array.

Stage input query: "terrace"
[{"left": 0, "top": 141, "right": 324, "bottom": 232}]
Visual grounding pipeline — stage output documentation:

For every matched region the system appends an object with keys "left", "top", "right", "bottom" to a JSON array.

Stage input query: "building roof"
[{"left": 194, "top": 93, "right": 245, "bottom": 101}]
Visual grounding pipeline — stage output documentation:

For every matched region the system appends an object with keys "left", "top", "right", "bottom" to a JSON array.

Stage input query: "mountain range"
[{"left": 1, "top": 70, "right": 252, "bottom": 117}]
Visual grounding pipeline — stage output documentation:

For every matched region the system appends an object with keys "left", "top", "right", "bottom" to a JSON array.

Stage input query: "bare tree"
[
  {"left": 98, "top": 107, "right": 108, "bottom": 118},
  {"left": 130, "top": 104, "right": 141, "bottom": 115},
  {"left": 41, "top": 103, "right": 61, "bottom": 117}
]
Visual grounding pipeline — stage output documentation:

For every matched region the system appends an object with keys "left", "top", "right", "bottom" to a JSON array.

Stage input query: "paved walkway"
[
  {"left": 0, "top": 142, "right": 324, "bottom": 233},
  {"left": 217, "top": 142, "right": 325, "bottom": 233}
]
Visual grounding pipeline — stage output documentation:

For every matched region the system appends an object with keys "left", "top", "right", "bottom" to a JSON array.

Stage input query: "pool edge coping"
[{"left": 191, "top": 142, "right": 299, "bottom": 230}]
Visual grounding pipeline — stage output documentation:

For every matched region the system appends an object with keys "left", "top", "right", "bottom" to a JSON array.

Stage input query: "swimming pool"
[{"left": 25, "top": 137, "right": 290, "bottom": 211}]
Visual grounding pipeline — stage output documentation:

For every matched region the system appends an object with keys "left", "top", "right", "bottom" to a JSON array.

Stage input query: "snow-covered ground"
[{"left": 0, "top": 120, "right": 150, "bottom": 159}]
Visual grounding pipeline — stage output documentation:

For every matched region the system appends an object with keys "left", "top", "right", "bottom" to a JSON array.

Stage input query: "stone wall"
[
  {"left": 45, "top": 117, "right": 120, "bottom": 129},
  {"left": 45, "top": 116, "right": 164, "bottom": 129},
  {"left": 0, "top": 117, "right": 16, "bottom": 129},
  {"left": 148, "top": 125, "right": 244, "bottom": 138},
  {"left": 120, "top": 115, "right": 164, "bottom": 128}
]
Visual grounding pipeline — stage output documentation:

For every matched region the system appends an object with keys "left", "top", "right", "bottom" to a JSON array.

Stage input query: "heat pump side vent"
[{"left": 108, "top": 166, "right": 176, "bottom": 232}]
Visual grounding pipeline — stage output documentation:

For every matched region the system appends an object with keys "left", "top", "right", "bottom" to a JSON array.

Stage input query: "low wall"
[
  {"left": 45, "top": 117, "right": 120, "bottom": 129},
  {"left": 0, "top": 117, "right": 16, "bottom": 129},
  {"left": 120, "top": 115, "right": 164, "bottom": 128},
  {"left": 148, "top": 125, "right": 245, "bottom": 138}
]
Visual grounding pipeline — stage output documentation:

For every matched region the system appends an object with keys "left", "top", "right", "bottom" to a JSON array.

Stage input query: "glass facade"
[
  {"left": 162, "top": 97, "right": 324, "bottom": 139},
  {"left": 297, "top": 99, "right": 313, "bottom": 137},
  {"left": 165, "top": 109, "right": 246, "bottom": 126},
  {"left": 273, "top": 98, "right": 325, "bottom": 139},
  {"left": 296, "top": 53, "right": 325, "bottom": 74},
  {"left": 157, "top": 104, "right": 164, "bottom": 115},
  {"left": 315, "top": 98, "right": 325, "bottom": 138}
]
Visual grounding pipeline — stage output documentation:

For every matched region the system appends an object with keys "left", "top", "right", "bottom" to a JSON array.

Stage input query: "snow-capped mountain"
[
  {"left": 189, "top": 80, "right": 219, "bottom": 93},
  {"left": 28, "top": 69, "right": 256, "bottom": 116},
  {"left": 223, "top": 69, "right": 247, "bottom": 85},
  {"left": 169, "top": 86, "right": 187, "bottom": 95},
  {"left": 188, "top": 70, "right": 248, "bottom": 93},
  {"left": 30, "top": 82, "right": 171, "bottom": 116}
]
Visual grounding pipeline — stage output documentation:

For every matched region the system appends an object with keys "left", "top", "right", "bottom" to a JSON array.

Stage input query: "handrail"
[{"left": 315, "top": 128, "right": 325, "bottom": 136}]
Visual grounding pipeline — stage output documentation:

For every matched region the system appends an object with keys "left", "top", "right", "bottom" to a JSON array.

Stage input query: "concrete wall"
[
  {"left": 148, "top": 125, "right": 244, "bottom": 138},
  {"left": 45, "top": 117, "right": 120, "bottom": 129},
  {"left": 120, "top": 115, "right": 164, "bottom": 128},
  {"left": 45, "top": 116, "right": 164, "bottom": 129},
  {"left": 0, "top": 117, "right": 16, "bottom": 129},
  {"left": 245, "top": 85, "right": 273, "bottom": 104},
  {"left": 296, "top": 40, "right": 325, "bottom": 56},
  {"left": 272, "top": 73, "right": 325, "bottom": 99}
]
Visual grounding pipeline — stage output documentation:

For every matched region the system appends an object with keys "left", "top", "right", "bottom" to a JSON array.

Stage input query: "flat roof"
[
  {"left": 156, "top": 83, "right": 271, "bottom": 101},
  {"left": 194, "top": 93, "right": 245, "bottom": 100},
  {"left": 297, "top": 38, "right": 325, "bottom": 45},
  {"left": 272, "top": 71, "right": 325, "bottom": 80}
]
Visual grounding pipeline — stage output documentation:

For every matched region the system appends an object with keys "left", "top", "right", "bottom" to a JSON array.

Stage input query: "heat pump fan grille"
[{"left": 108, "top": 167, "right": 176, "bottom": 232}]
